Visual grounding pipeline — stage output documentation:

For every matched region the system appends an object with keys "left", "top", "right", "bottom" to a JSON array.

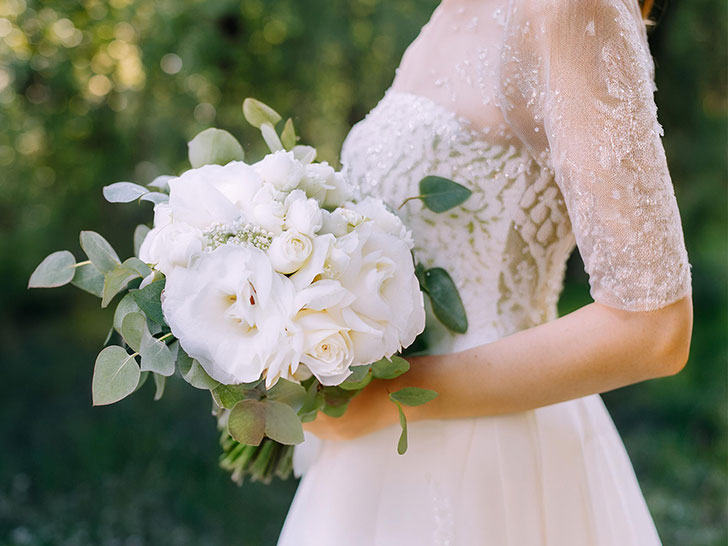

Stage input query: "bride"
[{"left": 279, "top": 0, "right": 693, "bottom": 544}]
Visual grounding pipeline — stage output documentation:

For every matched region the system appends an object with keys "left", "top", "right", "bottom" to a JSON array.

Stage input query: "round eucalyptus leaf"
[
  {"left": 187, "top": 128, "right": 245, "bottom": 168},
  {"left": 260, "top": 122, "right": 283, "bottom": 152},
  {"left": 372, "top": 356, "right": 410, "bottom": 379},
  {"left": 80, "top": 231, "right": 120, "bottom": 273},
  {"left": 28, "top": 251, "right": 76, "bottom": 288},
  {"left": 139, "top": 192, "right": 169, "bottom": 205},
  {"left": 133, "top": 225, "right": 151, "bottom": 257},
  {"left": 101, "top": 264, "right": 141, "bottom": 308},
  {"left": 71, "top": 262, "right": 104, "bottom": 297},
  {"left": 147, "top": 175, "right": 173, "bottom": 193},
  {"left": 177, "top": 349, "right": 219, "bottom": 390},
  {"left": 264, "top": 400, "right": 305, "bottom": 445},
  {"left": 280, "top": 118, "right": 297, "bottom": 150},
  {"left": 139, "top": 329, "right": 175, "bottom": 376},
  {"left": 153, "top": 373, "right": 166, "bottom": 401},
  {"left": 395, "top": 401, "right": 408, "bottom": 455},
  {"left": 228, "top": 399, "right": 266, "bottom": 446},
  {"left": 102, "top": 182, "right": 149, "bottom": 203},
  {"left": 130, "top": 278, "right": 166, "bottom": 325},
  {"left": 121, "top": 311, "right": 146, "bottom": 353},
  {"left": 113, "top": 293, "right": 142, "bottom": 335},
  {"left": 92, "top": 346, "right": 141, "bottom": 406},
  {"left": 242, "top": 98, "right": 282, "bottom": 129},
  {"left": 266, "top": 378, "right": 307, "bottom": 411}
]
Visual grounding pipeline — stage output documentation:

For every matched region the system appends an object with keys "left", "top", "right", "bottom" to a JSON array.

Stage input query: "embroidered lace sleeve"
[{"left": 501, "top": 0, "right": 692, "bottom": 311}]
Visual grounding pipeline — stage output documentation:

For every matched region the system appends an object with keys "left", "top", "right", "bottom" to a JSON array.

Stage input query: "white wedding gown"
[{"left": 278, "top": 0, "right": 692, "bottom": 544}]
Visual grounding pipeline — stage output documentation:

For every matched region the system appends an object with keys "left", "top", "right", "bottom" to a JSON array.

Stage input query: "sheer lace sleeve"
[{"left": 500, "top": 0, "right": 692, "bottom": 311}]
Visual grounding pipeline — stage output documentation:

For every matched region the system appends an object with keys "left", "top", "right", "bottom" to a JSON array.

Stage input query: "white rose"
[
  {"left": 350, "top": 196, "right": 414, "bottom": 249},
  {"left": 267, "top": 230, "right": 313, "bottom": 274},
  {"left": 285, "top": 190, "right": 323, "bottom": 236},
  {"left": 138, "top": 221, "right": 204, "bottom": 276},
  {"left": 295, "top": 309, "right": 355, "bottom": 386},
  {"left": 162, "top": 244, "right": 300, "bottom": 386},
  {"left": 337, "top": 222, "right": 425, "bottom": 362},
  {"left": 253, "top": 150, "right": 304, "bottom": 192},
  {"left": 247, "top": 184, "right": 286, "bottom": 234}
]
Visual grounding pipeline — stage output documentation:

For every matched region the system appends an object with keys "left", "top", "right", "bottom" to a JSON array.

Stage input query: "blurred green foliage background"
[{"left": 1, "top": 0, "right": 726, "bottom": 544}]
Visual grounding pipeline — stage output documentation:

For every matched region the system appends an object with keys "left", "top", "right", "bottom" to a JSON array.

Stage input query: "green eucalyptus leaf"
[
  {"left": 80, "top": 231, "right": 120, "bottom": 273},
  {"left": 113, "top": 293, "right": 142, "bottom": 334},
  {"left": 212, "top": 382, "right": 261, "bottom": 410},
  {"left": 266, "top": 379, "right": 307, "bottom": 412},
  {"left": 92, "top": 346, "right": 141, "bottom": 406},
  {"left": 395, "top": 401, "right": 408, "bottom": 455},
  {"left": 372, "top": 356, "right": 410, "bottom": 380},
  {"left": 139, "top": 330, "right": 175, "bottom": 376},
  {"left": 121, "top": 312, "right": 146, "bottom": 352},
  {"left": 228, "top": 399, "right": 266, "bottom": 446},
  {"left": 71, "top": 261, "right": 104, "bottom": 297},
  {"left": 123, "top": 256, "right": 151, "bottom": 278},
  {"left": 187, "top": 128, "right": 245, "bottom": 168},
  {"left": 147, "top": 175, "right": 173, "bottom": 193},
  {"left": 419, "top": 176, "right": 472, "bottom": 213},
  {"left": 242, "top": 98, "right": 282, "bottom": 128},
  {"left": 422, "top": 267, "right": 468, "bottom": 334},
  {"left": 130, "top": 278, "right": 166, "bottom": 325},
  {"left": 299, "top": 379, "right": 322, "bottom": 418},
  {"left": 280, "top": 118, "right": 296, "bottom": 150},
  {"left": 321, "top": 401, "right": 350, "bottom": 418},
  {"left": 339, "top": 370, "right": 372, "bottom": 391},
  {"left": 260, "top": 122, "right": 284, "bottom": 152},
  {"left": 153, "top": 373, "right": 166, "bottom": 401},
  {"left": 133, "top": 371, "right": 150, "bottom": 393},
  {"left": 102, "top": 182, "right": 149, "bottom": 203},
  {"left": 102, "top": 264, "right": 141, "bottom": 308},
  {"left": 177, "top": 349, "right": 219, "bottom": 390},
  {"left": 346, "top": 365, "right": 371, "bottom": 383},
  {"left": 389, "top": 387, "right": 438, "bottom": 407},
  {"left": 133, "top": 225, "right": 151, "bottom": 258},
  {"left": 28, "top": 251, "right": 76, "bottom": 288},
  {"left": 139, "top": 192, "right": 169, "bottom": 205},
  {"left": 264, "top": 400, "right": 305, "bottom": 445}
]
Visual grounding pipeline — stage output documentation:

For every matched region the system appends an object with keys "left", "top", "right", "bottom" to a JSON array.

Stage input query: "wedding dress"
[{"left": 278, "top": 0, "right": 692, "bottom": 544}]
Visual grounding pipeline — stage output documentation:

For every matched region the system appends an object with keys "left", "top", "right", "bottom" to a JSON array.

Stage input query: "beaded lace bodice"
[{"left": 340, "top": 0, "right": 692, "bottom": 353}]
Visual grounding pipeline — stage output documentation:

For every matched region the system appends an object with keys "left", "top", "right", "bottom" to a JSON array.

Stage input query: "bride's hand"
[{"left": 302, "top": 376, "right": 404, "bottom": 442}]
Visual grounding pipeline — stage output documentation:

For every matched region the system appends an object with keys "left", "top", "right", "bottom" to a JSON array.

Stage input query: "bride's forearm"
[{"left": 395, "top": 295, "right": 693, "bottom": 422}]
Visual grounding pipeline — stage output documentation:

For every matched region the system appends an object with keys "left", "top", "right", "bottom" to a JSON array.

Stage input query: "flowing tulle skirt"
[{"left": 278, "top": 393, "right": 661, "bottom": 545}]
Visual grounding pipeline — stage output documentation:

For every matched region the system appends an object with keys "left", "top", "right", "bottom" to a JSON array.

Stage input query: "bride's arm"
[
  {"left": 306, "top": 0, "right": 695, "bottom": 441},
  {"left": 304, "top": 296, "right": 692, "bottom": 440}
]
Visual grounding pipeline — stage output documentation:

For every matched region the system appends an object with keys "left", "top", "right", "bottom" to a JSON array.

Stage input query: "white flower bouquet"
[{"left": 29, "top": 98, "right": 470, "bottom": 484}]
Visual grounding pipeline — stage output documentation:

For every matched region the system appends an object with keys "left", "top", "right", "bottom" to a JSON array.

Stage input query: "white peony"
[
  {"left": 253, "top": 150, "right": 304, "bottom": 192},
  {"left": 138, "top": 220, "right": 204, "bottom": 276},
  {"left": 267, "top": 230, "right": 313, "bottom": 274},
  {"left": 246, "top": 183, "right": 286, "bottom": 235},
  {"left": 161, "top": 244, "right": 300, "bottom": 386},
  {"left": 337, "top": 221, "right": 425, "bottom": 363}
]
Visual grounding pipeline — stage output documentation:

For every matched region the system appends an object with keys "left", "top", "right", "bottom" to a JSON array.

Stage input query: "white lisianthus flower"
[
  {"left": 162, "top": 244, "right": 300, "bottom": 386},
  {"left": 284, "top": 190, "right": 323, "bottom": 236},
  {"left": 337, "top": 222, "right": 425, "bottom": 362},
  {"left": 267, "top": 230, "right": 313, "bottom": 274},
  {"left": 295, "top": 309, "right": 356, "bottom": 386},
  {"left": 253, "top": 150, "right": 304, "bottom": 192},
  {"left": 350, "top": 196, "right": 414, "bottom": 249}
]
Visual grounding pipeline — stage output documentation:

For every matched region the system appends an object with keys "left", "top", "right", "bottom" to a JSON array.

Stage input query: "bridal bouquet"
[{"left": 29, "top": 98, "right": 469, "bottom": 484}]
